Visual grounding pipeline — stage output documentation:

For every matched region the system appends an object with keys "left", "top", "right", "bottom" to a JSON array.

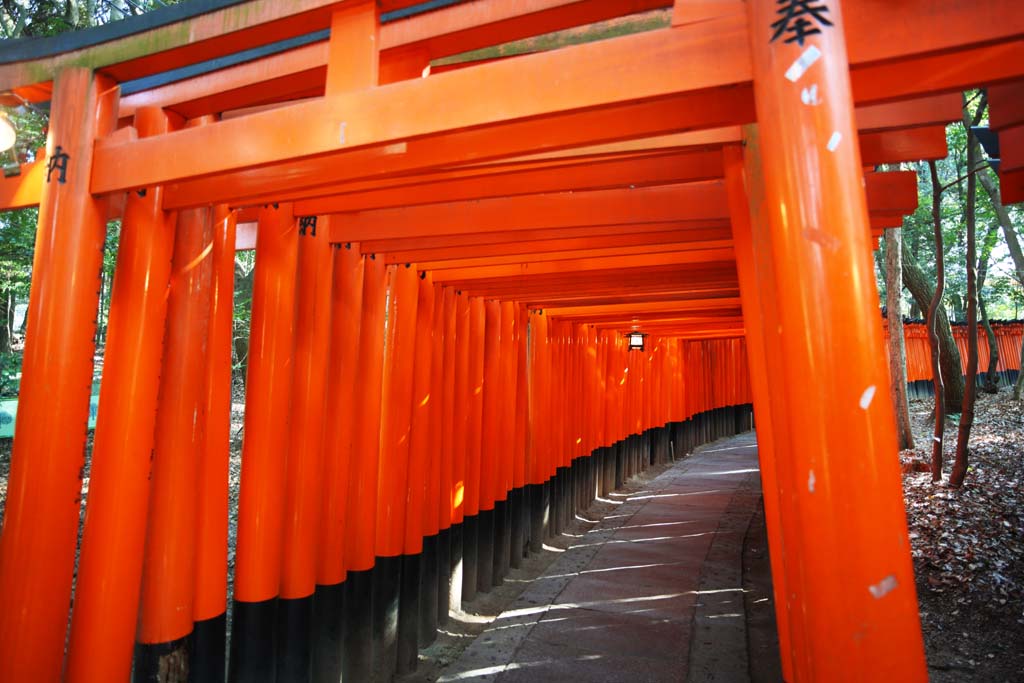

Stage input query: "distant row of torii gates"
[{"left": 0, "top": 0, "right": 1021, "bottom": 681}]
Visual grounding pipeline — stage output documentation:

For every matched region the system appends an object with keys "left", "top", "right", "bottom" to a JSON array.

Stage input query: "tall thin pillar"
[
  {"left": 0, "top": 67, "right": 117, "bottom": 681},
  {"left": 278, "top": 215, "right": 334, "bottom": 681},
  {"left": 746, "top": 0, "right": 926, "bottom": 677},
  {"left": 229, "top": 204, "right": 299, "bottom": 682},
  {"left": 65, "top": 106, "right": 178, "bottom": 683}
]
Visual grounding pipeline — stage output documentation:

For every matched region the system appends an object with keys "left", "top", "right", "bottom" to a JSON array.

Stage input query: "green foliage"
[
  {"left": 0, "top": 351, "right": 20, "bottom": 397},
  {"left": 888, "top": 92, "right": 1024, "bottom": 322}
]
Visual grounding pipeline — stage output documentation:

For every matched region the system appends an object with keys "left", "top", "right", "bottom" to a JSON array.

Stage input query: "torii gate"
[{"left": 0, "top": 0, "right": 1020, "bottom": 681}]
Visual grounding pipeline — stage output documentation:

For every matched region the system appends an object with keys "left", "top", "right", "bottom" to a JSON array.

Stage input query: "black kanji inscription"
[
  {"left": 299, "top": 216, "right": 318, "bottom": 237},
  {"left": 46, "top": 146, "right": 70, "bottom": 184},
  {"left": 770, "top": 0, "right": 833, "bottom": 46}
]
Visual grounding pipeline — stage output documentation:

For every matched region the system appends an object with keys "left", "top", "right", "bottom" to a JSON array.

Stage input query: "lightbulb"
[{"left": 0, "top": 114, "right": 15, "bottom": 153}]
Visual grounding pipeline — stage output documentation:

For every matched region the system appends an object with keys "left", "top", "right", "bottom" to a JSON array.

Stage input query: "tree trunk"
[
  {"left": 978, "top": 224, "right": 1000, "bottom": 393},
  {"left": 884, "top": 227, "right": 914, "bottom": 449},
  {"left": 972, "top": 125, "right": 1024, "bottom": 400},
  {"left": 926, "top": 161, "right": 946, "bottom": 481},
  {"left": 0, "top": 293, "right": 10, "bottom": 354},
  {"left": 951, "top": 118, "right": 980, "bottom": 489},
  {"left": 901, "top": 240, "right": 965, "bottom": 411}
]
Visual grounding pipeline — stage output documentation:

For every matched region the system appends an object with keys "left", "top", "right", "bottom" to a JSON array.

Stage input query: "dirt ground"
[{"left": 901, "top": 390, "right": 1024, "bottom": 682}]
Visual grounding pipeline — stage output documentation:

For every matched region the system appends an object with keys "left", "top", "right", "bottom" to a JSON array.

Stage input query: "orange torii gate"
[{"left": 0, "top": 0, "right": 1021, "bottom": 681}]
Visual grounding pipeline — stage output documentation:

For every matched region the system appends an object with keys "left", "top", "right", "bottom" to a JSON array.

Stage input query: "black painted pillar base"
[
  {"left": 136, "top": 635, "right": 191, "bottom": 683},
  {"left": 419, "top": 533, "right": 439, "bottom": 647},
  {"left": 552, "top": 471, "right": 561, "bottom": 532},
  {"left": 342, "top": 568, "right": 373, "bottom": 683},
  {"left": 372, "top": 556, "right": 401, "bottom": 682},
  {"left": 509, "top": 487, "right": 525, "bottom": 569},
  {"left": 528, "top": 483, "right": 544, "bottom": 553},
  {"left": 614, "top": 443, "right": 624, "bottom": 489},
  {"left": 476, "top": 507, "right": 495, "bottom": 592},
  {"left": 311, "top": 581, "right": 345, "bottom": 683},
  {"left": 436, "top": 527, "right": 452, "bottom": 626},
  {"left": 190, "top": 612, "right": 226, "bottom": 683},
  {"left": 276, "top": 594, "right": 313, "bottom": 683},
  {"left": 228, "top": 597, "right": 276, "bottom": 683},
  {"left": 462, "top": 515, "right": 479, "bottom": 602},
  {"left": 498, "top": 496, "right": 512, "bottom": 580},
  {"left": 396, "top": 553, "right": 421, "bottom": 676},
  {"left": 448, "top": 523, "right": 463, "bottom": 615}
]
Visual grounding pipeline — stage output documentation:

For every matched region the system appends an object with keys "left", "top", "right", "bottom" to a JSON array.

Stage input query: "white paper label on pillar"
[
  {"left": 807, "top": 469, "right": 816, "bottom": 493},
  {"left": 339, "top": 121, "right": 347, "bottom": 145},
  {"left": 868, "top": 574, "right": 898, "bottom": 599},
  {"left": 785, "top": 45, "right": 822, "bottom": 82},
  {"left": 800, "top": 84, "right": 820, "bottom": 106},
  {"left": 859, "top": 385, "right": 876, "bottom": 410},
  {"left": 826, "top": 131, "right": 842, "bottom": 152}
]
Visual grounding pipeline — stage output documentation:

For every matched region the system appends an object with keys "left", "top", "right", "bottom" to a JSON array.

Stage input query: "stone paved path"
[{"left": 435, "top": 431, "right": 767, "bottom": 683}]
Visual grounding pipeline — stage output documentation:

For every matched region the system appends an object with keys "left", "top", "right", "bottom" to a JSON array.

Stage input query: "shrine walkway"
[{"left": 432, "top": 432, "right": 780, "bottom": 683}]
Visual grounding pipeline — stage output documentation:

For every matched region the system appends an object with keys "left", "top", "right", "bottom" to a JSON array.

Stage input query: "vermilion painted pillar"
[
  {"left": 0, "top": 68, "right": 117, "bottom": 681},
  {"left": 724, "top": 143, "right": 796, "bottom": 681},
  {"left": 191, "top": 203, "right": 237, "bottom": 680},
  {"left": 278, "top": 214, "right": 334, "bottom": 681},
  {"left": 498, "top": 300, "right": 517, "bottom": 577},
  {"left": 747, "top": 0, "right": 926, "bottom": 678},
  {"left": 413, "top": 275, "right": 441, "bottom": 649},
  {"left": 448, "top": 292, "right": 471, "bottom": 611},
  {"left": 435, "top": 287, "right": 457, "bottom": 623},
  {"left": 312, "top": 244, "right": 363, "bottom": 683},
  {"left": 342, "top": 254, "right": 388, "bottom": 683},
  {"left": 462, "top": 296, "right": 486, "bottom": 601},
  {"left": 511, "top": 304, "right": 529, "bottom": 566},
  {"left": 65, "top": 106, "right": 178, "bottom": 683},
  {"left": 135, "top": 180, "right": 215, "bottom": 675},
  {"left": 229, "top": 203, "right": 299, "bottom": 682},
  {"left": 375, "top": 263, "right": 418, "bottom": 681},
  {"left": 477, "top": 300, "right": 501, "bottom": 592}
]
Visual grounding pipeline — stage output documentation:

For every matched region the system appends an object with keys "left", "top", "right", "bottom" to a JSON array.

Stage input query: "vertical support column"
[
  {"left": 747, "top": 0, "right": 926, "bottom": 677},
  {"left": 462, "top": 296, "right": 486, "bottom": 602},
  {"left": 191, "top": 204, "right": 236, "bottom": 682},
  {"left": 435, "top": 287, "right": 456, "bottom": 626},
  {"left": 724, "top": 144, "right": 796, "bottom": 681},
  {"left": 65, "top": 106, "right": 177, "bottom": 683},
  {"left": 0, "top": 68, "right": 117, "bottom": 681},
  {"left": 229, "top": 203, "right": 299, "bottom": 682},
  {"left": 312, "top": 243, "right": 364, "bottom": 683},
  {"left": 375, "top": 263, "right": 417, "bottom": 682},
  {"left": 449, "top": 293, "right": 471, "bottom": 611},
  {"left": 278, "top": 215, "right": 334, "bottom": 682},
  {"left": 478, "top": 300, "right": 501, "bottom": 593},
  {"left": 135, "top": 183, "right": 215, "bottom": 676},
  {"left": 498, "top": 300, "right": 517, "bottom": 576},
  {"left": 342, "top": 253, "right": 387, "bottom": 683},
  {"left": 398, "top": 270, "right": 435, "bottom": 674},
  {"left": 419, "top": 278, "right": 444, "bottom": 646}
]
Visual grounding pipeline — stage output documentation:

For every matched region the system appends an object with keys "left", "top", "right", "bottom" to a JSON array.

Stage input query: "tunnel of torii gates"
[{"left": 0, "top": 0, "right": 1021, "bottom": 681}]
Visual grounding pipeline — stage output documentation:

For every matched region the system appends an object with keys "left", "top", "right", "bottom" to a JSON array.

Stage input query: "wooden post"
[
  {"left": 191, "top": 203, "right": 237, "bottom": 680},
  {"left": 65, "top": 106, "right": 177, "bottom": 683},
  {"left": 0, "top": 67, "right": 117, "bottom": 681},
  {"left": 746, "top": 0, "right": 927, "bottom": 677},
  {"left": 278, "top": 214, "right": 334, "bottom": 681},
  {"left": 229, "top": 203, "right": 299, "bottom": 682}
]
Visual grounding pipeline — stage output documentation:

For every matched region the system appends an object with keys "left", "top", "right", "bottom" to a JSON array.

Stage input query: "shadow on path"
[{"left": 433, "top": 431, "right": 781, "bottom": 683}]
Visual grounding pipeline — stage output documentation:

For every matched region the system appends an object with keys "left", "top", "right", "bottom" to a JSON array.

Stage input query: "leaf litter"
[{"left": 901, "top": 390, "right": 1023, "bottom": 681}]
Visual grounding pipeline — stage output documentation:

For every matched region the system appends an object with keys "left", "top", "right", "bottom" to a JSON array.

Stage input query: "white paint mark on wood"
[
  {"left": 859, "top": 385, "right": 876, "bottom": 410},
  {"left": 785, "top": 45, "right": 822, "bottom": 82},
  {"left": 869, "top": 575, "right": 898, "bottom": 599}
]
